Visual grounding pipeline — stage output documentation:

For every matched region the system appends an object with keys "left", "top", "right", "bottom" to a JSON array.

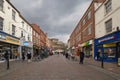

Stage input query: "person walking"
[
  {"left": 65, "top": 52, "right": 68, "bottom": 59},
  {"left": 4, "top": 50, "right": 10, "bottom": 70},
  {"left": 22, "top": 51, "right": 25, "bottom": 62},
  {"left": 79, "top": 50, "right": 84, "bottom": 64},
  {"left": 97, "top": 51, "right": 100, "bottom": 61},
  {"left": 27, "top": 51, "right": 31, "bottom": 62}
]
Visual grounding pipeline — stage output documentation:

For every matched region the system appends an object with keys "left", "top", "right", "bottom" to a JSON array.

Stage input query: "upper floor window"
[
  {"left": 28, "top": 35, "right": 30, "bottom": 41},
  {"left": 12, "top": 10, "right": 16, "bottom": 21},
  {"left": 12, "top": 25, "right": 16, "bottom": 36},
  {"left": 30, "top": 27, "right": 31, "bottom": 32},
  {"left": 88, "top": 11, "right": 91, "bottom": 20},
  {"left": 105, "top": 19, "right": 112, "bottom": 33},
  {"left": 88, "top": 24, "right": 92, "bottom": 35},
  {"left": 34, "top": 31, "right": 35, "bottom": 35},
  {"left": 0, "top": 17, "right": 3, "bottom": 31},
  {"left": 21, "top": 31, "right": 23, "bottom": 37},
  {"left": 105, "top": 0, "right": 112, "bottom": 14},
  {"left": 83, "top": 19, "right": 86, "bottom": 25},
  {"left": 22, "top": 21, "right": 24, "bottom": 28},
  {"left": 82, "top": 30, "right": 86, "bottom": 39},
  {"left": 0, "top": 0, "right": 3, "bottom": 11},
  {"left": 27, "top": 25, "right": 28, "bottom": 30}
]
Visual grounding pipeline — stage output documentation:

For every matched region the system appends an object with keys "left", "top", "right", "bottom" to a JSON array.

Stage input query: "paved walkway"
[
  {"left": 0, "top": 55, "right": 120, "bottom": 80},
  {"left": 84, "top": 57, "right": 120, "bottom": 74}
]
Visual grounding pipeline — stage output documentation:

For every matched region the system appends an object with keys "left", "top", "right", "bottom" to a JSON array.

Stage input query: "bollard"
[{"left": 101, "top": 59, "right": 104, "bottom": 68}]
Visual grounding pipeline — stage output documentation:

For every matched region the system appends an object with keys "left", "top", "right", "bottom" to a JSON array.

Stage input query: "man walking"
[
  {"left": 27, "top": 51, "right": 31, "bottom": 62},
  {"left": 4, "top": 50, "right": 10, "bottom": 70},
  {"left": 79, "top": 50, "right": 84, "bottom": 64}
]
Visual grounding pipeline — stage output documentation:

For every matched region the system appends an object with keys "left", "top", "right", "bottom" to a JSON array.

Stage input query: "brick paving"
[
  {"left": 0, "top": 55, "right": 120, "bottom": 80},
  {"left": 84, "top": 57, "right": 120, "bottom": 74}
]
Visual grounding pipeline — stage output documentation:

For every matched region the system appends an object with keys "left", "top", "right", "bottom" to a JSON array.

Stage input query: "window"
[
  {"left": 22, "top": 21, "right": 24, "bottom": 28},
  {"left": 104, "top": 47, "right": 116, "bottom": 58},
  {"left": 83, "top": 19, "right": 85, "bottom": 25},
  {"left": 12, "top": 10, "right": 16, "bottom": 21},
  {"left": 12, "top": 25, "right": 16, "bottom": 36},
  {"left": 82, "top": 30, "right": 86, "bottom": 39},
  {"left": 105, "top": 0, "right": 112, "bottom": 14},
  {"left": 34, "top": 31, "right": 35, "bottom": 35},
  {"left": 88, "top": 24, "right": 92, "bottom": 35},
  {"left": 0, "top": 17, "right": 3, "bottom": 31},
  {"left": 88, "top": 11, "right": 91, "bottom": 19},
  {"left": 0, "top": 0, "right": 3, "bottom": 11},
  {"left": 30, "top": 27, "right": 31, "bottom": 32},
  {"left": 28, "top": 35, "right": 30, "bottom": 41},
  {"left": 21, "top": 31, "right": 23, "bottom": 37},
  {"left": 27, "top": 25, "right": 28, "bottom": 30},
  {"left": 105, "top": 19, "right": 112, "bottom": 33}
]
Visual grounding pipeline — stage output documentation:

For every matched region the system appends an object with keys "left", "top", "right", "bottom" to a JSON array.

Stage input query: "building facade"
[
  {"left": 69, "top": 1, "right": 96, "bottom": 57},
  {"left": 31, "top": 24, "right": 41, "bottom": 56},
  {"left": 0, "top": 0, "right": 33, "bottom": 60},
  {"left": 40, "top": 29, "right": 47, "bottom": 48},
  {"left": 94, "top": 0, "right": 120, "bottom": 64}
]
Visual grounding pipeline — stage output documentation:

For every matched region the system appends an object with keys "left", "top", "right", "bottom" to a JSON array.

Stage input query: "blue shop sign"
[
  {"left": 23, "top": 41, "right": 29, "bottom": 46},
  {"left": 23, "top": 41, "right": 33, "bottom": 48},
  {"left": 95, "top": 31, "right": 120, "bottom": 45}
]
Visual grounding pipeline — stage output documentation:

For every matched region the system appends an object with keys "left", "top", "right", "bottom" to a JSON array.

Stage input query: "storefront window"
[{"left": 104, "top": 47, "right": 116, "bottom": 58}]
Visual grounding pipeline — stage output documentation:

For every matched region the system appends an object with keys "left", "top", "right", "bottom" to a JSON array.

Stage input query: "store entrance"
[{"left": 118, "top": 43, "right": 120, "bottom": 66}]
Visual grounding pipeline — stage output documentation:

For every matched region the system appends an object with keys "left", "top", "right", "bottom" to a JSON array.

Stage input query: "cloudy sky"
[{"left": 10, "top": 0, "right": 92, "bottom": 43}]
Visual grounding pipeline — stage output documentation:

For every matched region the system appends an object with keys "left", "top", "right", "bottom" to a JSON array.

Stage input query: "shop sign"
[
  {"left": 98, "top": 35, "right": 115, "bottom": 43},
  {"left": 0, "top": 33, "right": 20, "bottom": 45},
  {"left": 82, "top": 40, "right": 93, "bottom": 47},
  {"left": 23, "top": 41, "right": 33, "bottom": 48},
  {"left": 6, "top": 36, "right": 20, "bottom": 45},
  {"left": 24, "top": 41, "right": 29, "bottom": 46}
]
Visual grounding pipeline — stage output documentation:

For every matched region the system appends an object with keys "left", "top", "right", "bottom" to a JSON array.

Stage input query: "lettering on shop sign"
[
  {"left": 0, "top": 34, "right": 6, "bottom": 40},
  {"left": 98, "top": 36, "right": 115, "bottom": 43}
]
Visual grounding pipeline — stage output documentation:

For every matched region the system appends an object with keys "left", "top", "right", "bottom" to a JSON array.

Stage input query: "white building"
[
  {"left": 95, "top": 0, "right": 120, "bottom": 38},
  {"left": 0, "top": 0, "right": 33, "bottom": 60},
  {"left": 94, "top": 0, "right": 120, "bottom": 63}
]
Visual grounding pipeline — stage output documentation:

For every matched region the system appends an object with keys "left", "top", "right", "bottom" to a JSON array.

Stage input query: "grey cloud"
[{"left": 10, "top": 0, "right": 92, "bottom": 42}]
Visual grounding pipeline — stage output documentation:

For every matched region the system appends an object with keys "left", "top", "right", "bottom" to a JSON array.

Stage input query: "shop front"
[
  {"left": 94, "top": 31, "right": 120, "bottom": 63},
  {"left": 21, "top": 41, "right": 33, "bottom": 56},
  {"left": 81, "top": 40, "right": 93, "bottom": 57},
  {"left": 118, "top": 42, "right": 120, "bottom": 66},
  {"left": 33, "top": 45, "right": 39, "bottom": 56},
  {"left": 0, "top": 31, "right": 20, "bottom": 61}
]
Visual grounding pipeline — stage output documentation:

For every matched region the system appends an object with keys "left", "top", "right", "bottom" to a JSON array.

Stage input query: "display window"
[{"left": 104, "top": 47, "right": 116, "bottom": 58}]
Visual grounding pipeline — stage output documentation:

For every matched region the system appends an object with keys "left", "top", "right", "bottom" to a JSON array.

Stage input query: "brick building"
[
  {"left": 40, "top": 29, "right": 47, "bottom": 48},
  {"left": 69, "top": 1, "right": 96, "bottom": 57},
  {"left": 31, "top": 24, "right": 41, "bottom": 56},
  {"left": 69, "top": 0, "right": 106, "bottom": 57}
]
